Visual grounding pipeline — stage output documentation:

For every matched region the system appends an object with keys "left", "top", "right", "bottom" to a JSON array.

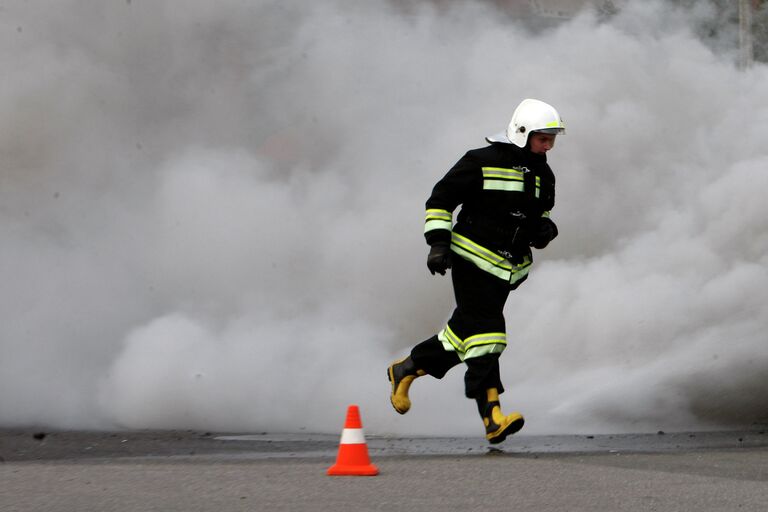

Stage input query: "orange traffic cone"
[{"left": 327, "top": 404, "right": 379, "bottom": 476}]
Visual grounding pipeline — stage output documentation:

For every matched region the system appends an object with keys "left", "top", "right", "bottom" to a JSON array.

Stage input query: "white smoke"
[{"left": 1, "top": 0, "right": 767, "bottom": 435}]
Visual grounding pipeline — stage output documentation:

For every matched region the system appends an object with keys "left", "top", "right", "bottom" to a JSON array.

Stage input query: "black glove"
[
  {"left": 426, "top": 242, "right": 452, "bottom": 275},
  {"left": 529, "top": 218, "right": 558, "bottom": 249}
]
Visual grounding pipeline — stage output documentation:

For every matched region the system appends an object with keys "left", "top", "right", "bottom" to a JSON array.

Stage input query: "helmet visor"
[{"left": 533, "top": 127, "right": 565, "bottom": 135}]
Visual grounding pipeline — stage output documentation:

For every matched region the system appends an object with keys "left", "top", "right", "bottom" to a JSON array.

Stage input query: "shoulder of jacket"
[
  {"left": 466, "top": 144, "right": 498, "bottom": 156},
  {"left": 462, "top": 144, "right": 508, "bottom": 164}
]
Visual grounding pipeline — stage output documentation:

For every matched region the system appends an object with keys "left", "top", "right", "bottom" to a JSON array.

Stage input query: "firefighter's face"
[{"left": 528, "top": 132, "right": 556, "bottom": 154}]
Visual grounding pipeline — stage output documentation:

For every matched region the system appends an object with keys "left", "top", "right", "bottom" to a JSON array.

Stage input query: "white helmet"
[{"left": 486, "top": 98, "right": 565, "bottom": 148}]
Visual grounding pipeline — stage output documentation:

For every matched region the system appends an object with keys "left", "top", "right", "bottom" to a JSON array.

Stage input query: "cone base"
[{"left": 327, "top": 463, "right": 379, "bottom": 476}]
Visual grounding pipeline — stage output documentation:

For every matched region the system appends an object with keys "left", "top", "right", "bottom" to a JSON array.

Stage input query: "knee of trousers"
[
  {"left": 438, "top": 324, "right": 507, "bottom": 362},
  {"left": 410, "top": 335, "right": 462, "bottom": 378}
]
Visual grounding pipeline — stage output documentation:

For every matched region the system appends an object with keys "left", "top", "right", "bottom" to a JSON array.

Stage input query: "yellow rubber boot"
[
  {"left": 387, "top": 357, "right": 426, "bottom": 414},
  {"left": 478, "top": 388, "right": 524, "bottom": 444}
]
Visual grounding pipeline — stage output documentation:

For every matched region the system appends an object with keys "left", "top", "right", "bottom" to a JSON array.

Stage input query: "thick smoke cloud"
[{"left": 2, "top": 0, "right": 767, "bottom": 435}]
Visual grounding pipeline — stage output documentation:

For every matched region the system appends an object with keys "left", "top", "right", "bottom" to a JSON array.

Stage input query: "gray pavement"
[{"left": 2, "top": 429, "right": 768, "bottom": 511}]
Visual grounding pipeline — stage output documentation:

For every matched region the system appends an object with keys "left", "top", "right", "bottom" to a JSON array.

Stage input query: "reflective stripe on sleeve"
[{"left": 424, "top": 209, "right": 452, "bottom": 233}]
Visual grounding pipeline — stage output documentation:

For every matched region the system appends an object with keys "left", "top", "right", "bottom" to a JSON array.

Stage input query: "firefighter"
[{"left": 387, "top": 99, "right": 565, "bottom": 444}]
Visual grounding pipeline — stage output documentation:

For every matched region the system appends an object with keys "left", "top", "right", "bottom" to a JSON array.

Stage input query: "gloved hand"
[
  {"left": 529, "top": 218, "right": 558, "bottom": 249},
  {"left": 427, "top": 242, "right": 452, "bottom": 275}
]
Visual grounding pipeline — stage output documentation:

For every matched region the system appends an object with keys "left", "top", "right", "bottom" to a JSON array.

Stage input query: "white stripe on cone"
[{"left": 339, "top": 428, "right": 366, "bottom": 445}]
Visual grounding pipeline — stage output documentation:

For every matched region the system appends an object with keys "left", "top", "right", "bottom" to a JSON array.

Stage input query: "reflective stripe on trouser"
[
  {"left": 438, "top": 324, "right": 506, "bottom": 362},
  {"left": 450, "top": 232, "right": 531, "bottom": 286},
  {"left": 409, "top": 255, "right": 510, "bottom": 397}
]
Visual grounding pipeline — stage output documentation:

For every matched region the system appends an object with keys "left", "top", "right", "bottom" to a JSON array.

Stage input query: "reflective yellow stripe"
[
  {"left": 482, "top": 167, "right": 540, "bottom": 197},
  {"left": 464, "top": 343, "right": 506, "bottom": 360},
  {"left": 424, "top": 209, "right": 452, "bottom": 233},
  {"left": 425, "top": 209, "right": 452, "bottom": 221},
  {"left": 425, "top": 219, "right": 452, "bottom": 232},
  {"left": 438, "top": 326, "right": 507, "bottom": 361},
  {"left": 508, "top": 263, "right": 531, "bottom": 285},
  {"left": 484, "top": 181, "right": 524, "bottom": 192},
  {"left": 451, "top": 233, "right": 512, "bottom": 270},
  {"left": 482, "top": 167, "right": 524, "bottom": 180},
  {"left": 451, "top": 232, "right": 531, "bottom": 284},
  {"left": 439, "top": 325, "right": 463, "bottom": 351}
]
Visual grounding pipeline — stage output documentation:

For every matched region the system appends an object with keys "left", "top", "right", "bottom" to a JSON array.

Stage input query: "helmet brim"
[{"left": 485, "top": 130, "right": 511, "bottom": 144}]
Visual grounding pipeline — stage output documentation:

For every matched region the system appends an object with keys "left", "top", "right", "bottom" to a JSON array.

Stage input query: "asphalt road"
[{"left": 2, "top": 428, "right": 768, "bottom": 511}]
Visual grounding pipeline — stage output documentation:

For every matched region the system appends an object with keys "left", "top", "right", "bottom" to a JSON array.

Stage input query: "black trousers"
[{"left": 410, "top": 254, "right": 513, "bottom": 399}]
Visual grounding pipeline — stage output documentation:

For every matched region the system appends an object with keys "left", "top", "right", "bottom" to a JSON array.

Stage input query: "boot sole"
[{"left": 487, "top": 416, "right": 525, "bottom": 445}]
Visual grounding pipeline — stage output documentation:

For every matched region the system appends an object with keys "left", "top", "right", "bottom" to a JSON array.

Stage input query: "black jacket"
[{"left": 424, "top": 142, "right": 557, "bottom": 260}]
